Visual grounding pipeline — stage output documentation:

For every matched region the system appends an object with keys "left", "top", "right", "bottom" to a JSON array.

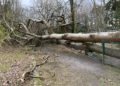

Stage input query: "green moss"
[
  {"left": 0, "top": 64, "right": 10, "bottom": 72},
  {"left": 0, "top": 24, "right": 6, "bottom": 41}
]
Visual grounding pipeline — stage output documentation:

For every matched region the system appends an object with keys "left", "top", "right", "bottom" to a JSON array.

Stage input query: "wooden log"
[
  {"left": 61, "top": 32, "right": 120, "bottom": 42},
  {"left": 20, "top": 31, "right": 120, "bottom": 43},
  {"left": 26, "top": 32, "right": 120, "bottom": 43}
]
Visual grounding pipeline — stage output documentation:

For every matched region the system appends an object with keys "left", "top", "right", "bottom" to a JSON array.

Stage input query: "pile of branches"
[{"left": 1, "top": 18, "right": 50, "bottom": 46}]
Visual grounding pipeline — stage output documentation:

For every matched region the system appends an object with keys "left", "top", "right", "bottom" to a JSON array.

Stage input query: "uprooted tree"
[
  {"left": 0, "top": 0, "right": 120, "bottom": 59},
  {"left": 1, "top": 17, "right": 120, "bottom": 59}
]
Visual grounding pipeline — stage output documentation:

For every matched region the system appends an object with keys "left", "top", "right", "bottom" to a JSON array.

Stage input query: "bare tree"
[{"left": 69, "top": 0, "right": 76, "bottom": 33}]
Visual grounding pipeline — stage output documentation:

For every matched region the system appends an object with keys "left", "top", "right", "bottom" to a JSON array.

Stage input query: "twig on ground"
[{"left": 20, "top": 55, "right": 50, "bottom": 83}]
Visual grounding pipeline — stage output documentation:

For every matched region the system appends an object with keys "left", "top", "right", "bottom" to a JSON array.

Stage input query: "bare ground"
[{"left": 0, "top": 44, "right": 120, "bottom": 86}]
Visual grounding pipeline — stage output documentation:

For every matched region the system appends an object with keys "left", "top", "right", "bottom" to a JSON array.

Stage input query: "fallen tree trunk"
[
  {"left": 23, "top": 31, "right": 120, "bottom": 43},
  {"left": 62, "top": 32, "right": 120, "bottom": 42},
  {"left": 3, "top": 19, "right": 120, "bottom": 43},
  {"left": 2, "top": 20, "right": 120, "bottom": 58}
]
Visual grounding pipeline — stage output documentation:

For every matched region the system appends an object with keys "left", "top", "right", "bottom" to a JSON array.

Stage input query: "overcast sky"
[
  {"left": 20, "top": 0, "right": 109, "bottom": 8},
  {"left": 21, "top": 0, "right": 33, "bottom": 7}
]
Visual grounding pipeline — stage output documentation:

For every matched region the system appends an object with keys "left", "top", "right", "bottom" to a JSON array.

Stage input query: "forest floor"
[{"left": 0, "top": 44, "right": 120, "bottom": 86}]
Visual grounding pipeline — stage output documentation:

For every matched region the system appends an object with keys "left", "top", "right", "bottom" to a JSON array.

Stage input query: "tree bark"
[
  {"left": 69, "top": 0, "right": 76, "bottom": 33},
  {"left": 25, "top": 31, "right": 120, "bottom": 43}
]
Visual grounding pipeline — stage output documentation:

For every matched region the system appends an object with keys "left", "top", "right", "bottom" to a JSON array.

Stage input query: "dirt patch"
[
  {"left": 39, "top": 44, "right": 120, "bottom": 86},
  {"left": 0, "top": 44, "right": 120, "bottom": 86}
]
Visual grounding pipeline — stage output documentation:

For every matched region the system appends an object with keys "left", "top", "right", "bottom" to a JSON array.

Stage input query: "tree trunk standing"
[{"left": 69, "top": 0, "right": 76, "bottom": 33}]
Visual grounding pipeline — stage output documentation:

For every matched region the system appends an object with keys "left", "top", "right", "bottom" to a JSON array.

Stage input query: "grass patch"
[{"left": 0, "top": 49, "right": 26, "bottom": 72}]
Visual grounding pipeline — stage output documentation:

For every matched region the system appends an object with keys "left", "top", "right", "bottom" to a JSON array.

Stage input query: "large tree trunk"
[
  {"left": 26, "top": 31, "right": 120, "bottom": 43},
  {"left": 69, "top": 0, "right": 76, "bottom": 33}
]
